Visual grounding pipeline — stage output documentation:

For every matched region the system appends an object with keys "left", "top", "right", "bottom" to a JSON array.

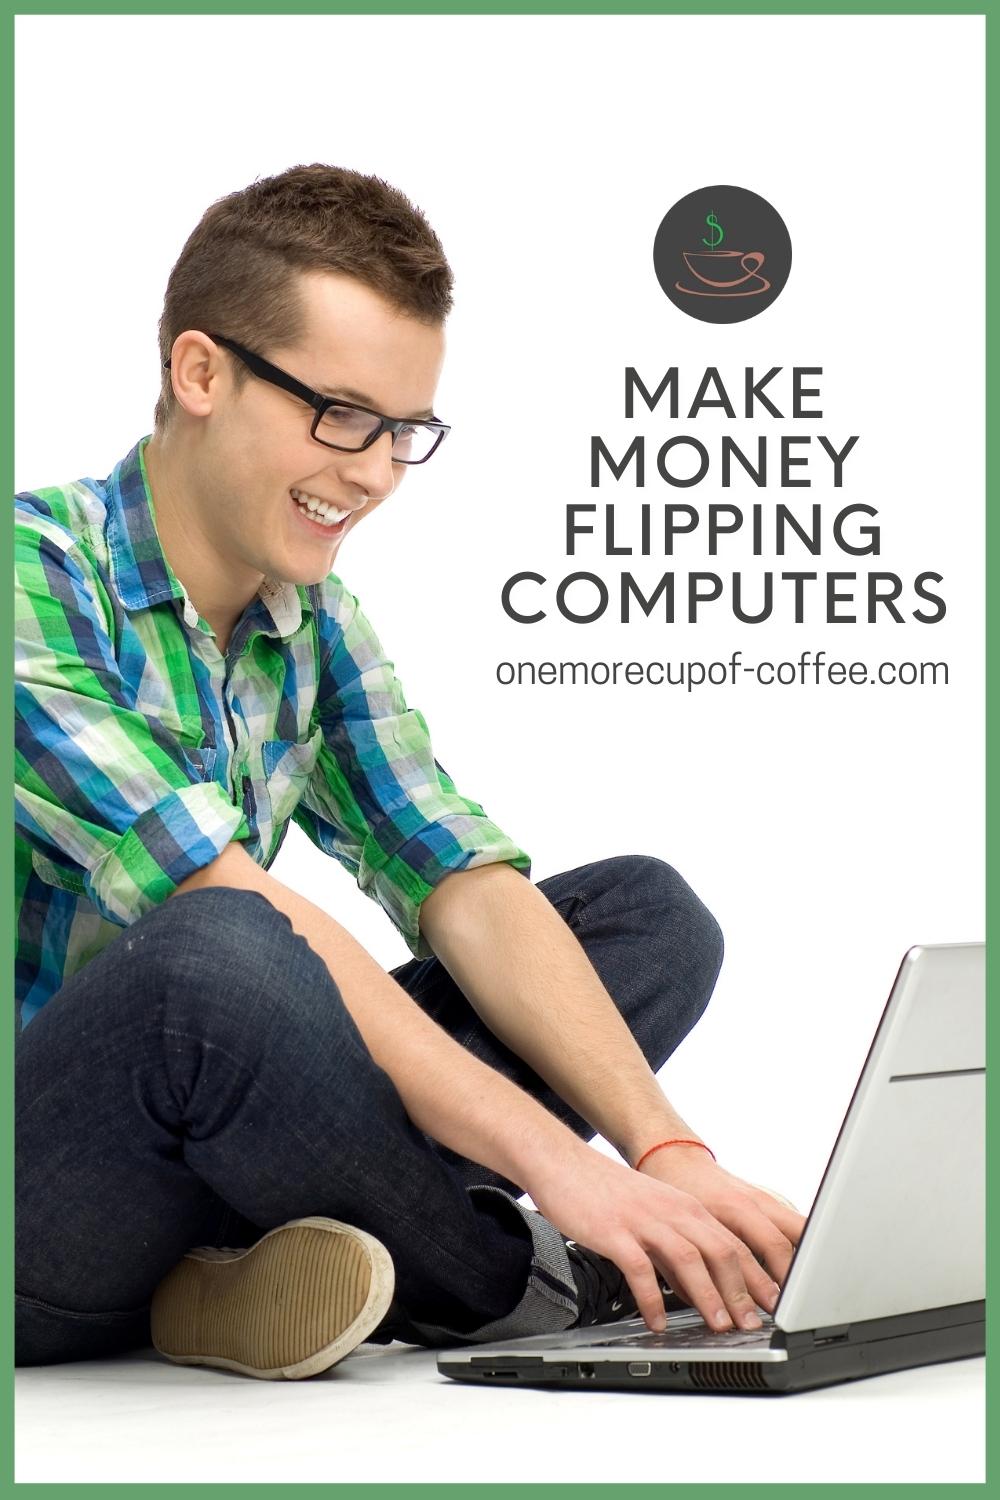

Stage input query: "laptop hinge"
[{"left": 774, "top": 1299, "right": 985, "bottom": 1355}]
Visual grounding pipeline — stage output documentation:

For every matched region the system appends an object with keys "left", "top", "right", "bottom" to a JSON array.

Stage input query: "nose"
[{"left": 339, "top": 430, "right": 398, "bottom": 505}]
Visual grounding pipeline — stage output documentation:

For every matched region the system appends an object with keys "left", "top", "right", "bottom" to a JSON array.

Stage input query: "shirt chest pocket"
[{"left": 258, "top": 726, "right": 324, "bottom": 862}]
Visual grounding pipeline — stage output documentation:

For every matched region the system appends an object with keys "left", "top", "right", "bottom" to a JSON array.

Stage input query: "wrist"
[
  {"left": 634, "top": 1138, "right": 716, "bottom": 1172},
  {"left": 518, "top": 1127, "right": 597, "bottom": 1201},
  {"left": 618, "top": 1109, "right": 701, "bottom": 1169}
]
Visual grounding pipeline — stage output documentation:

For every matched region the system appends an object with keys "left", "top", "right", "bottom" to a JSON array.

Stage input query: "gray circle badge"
[{"left": 653, "top": 185, "right": 792, "bottom": 323}]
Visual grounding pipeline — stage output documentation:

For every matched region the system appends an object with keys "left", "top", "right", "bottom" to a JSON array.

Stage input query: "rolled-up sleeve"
[
  {"left": 293, "top": 577, "right": 532, "bottom": 958},
  {"left": 15, "top": 520, "right": 248, "bottom": 926}
]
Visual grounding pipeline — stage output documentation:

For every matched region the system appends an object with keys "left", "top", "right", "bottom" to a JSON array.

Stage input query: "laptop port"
[
  {"left": 579, "top": 1363, "right": 596, "bottom": 1379},
  {"left": 628, "top": 1361, "right": 652, "bottom": 1377},
  {"left": 813, "top": 1329, "right": 850, "bottom": 1347}
]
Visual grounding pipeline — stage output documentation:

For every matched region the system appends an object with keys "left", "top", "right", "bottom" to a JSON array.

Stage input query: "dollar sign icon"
[{"left": 702, "top": 213, "right": 724, "bottom": 249}]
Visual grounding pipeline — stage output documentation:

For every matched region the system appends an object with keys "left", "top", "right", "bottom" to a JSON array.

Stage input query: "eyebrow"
[{"left": 319, "top": 383, "right": 438, "bottom": 422}]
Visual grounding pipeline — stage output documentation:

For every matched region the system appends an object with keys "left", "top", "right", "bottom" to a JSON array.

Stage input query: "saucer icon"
[{"left": 676, "top": 250, "right": 771, "bottom": 298}]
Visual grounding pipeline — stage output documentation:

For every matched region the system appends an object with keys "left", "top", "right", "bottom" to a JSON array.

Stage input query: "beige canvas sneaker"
[{"left": 150, "top": 1216, "right": 395, "bottom": 1381}]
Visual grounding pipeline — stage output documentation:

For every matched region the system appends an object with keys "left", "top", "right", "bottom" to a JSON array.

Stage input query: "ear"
[{"left": 165, "top": 331, "right": 228, "bottom": 419}]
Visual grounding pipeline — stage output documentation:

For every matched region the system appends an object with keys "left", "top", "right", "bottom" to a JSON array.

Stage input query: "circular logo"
[{"left": 653, "top": 185, "right": 791, "bottom": 323}]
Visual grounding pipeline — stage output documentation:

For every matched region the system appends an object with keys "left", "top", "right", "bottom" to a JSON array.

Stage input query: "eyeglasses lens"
[{"left": 314, "top": 405, "right": 438, "bottom": 461}]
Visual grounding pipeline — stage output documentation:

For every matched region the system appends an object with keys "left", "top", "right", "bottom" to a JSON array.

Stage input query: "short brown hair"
[{"left": 153, "top": 163, "right": 454, "bottom": 432}]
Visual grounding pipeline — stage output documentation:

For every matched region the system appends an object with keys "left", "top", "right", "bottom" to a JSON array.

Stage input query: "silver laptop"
[{"left": 439, "top": 943, "right": 985, "bottom": 1393}]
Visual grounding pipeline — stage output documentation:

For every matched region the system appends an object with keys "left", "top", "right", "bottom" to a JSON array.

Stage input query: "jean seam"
[
  {"left": 552, "top": 891, "right": 586, "bottom": 931},
  {"left": 15, "top": 1291, "right": 150, "bottom": 1320}
]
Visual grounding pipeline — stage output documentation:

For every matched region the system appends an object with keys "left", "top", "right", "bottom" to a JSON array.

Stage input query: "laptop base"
[{"left": 440, "top": 1301, "right": 985, "bottom": 1394}]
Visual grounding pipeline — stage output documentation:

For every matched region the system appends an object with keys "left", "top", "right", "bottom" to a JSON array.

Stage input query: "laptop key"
[{"left": 591, "top": 1316, "right": 775, "bottom": 1350}]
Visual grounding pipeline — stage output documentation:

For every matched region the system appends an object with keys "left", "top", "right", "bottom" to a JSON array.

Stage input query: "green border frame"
[{"left": 3, "top": 3, "right": 990, "bottom": 1495}]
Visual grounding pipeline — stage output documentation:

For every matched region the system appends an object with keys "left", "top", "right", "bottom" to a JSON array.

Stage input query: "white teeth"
[{"left": 290, "top": 488, "right": 351, "bottom": 525}]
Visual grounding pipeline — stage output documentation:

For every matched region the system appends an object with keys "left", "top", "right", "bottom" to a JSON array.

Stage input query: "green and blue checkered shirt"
[{"left": 14, "top": 434, "right": 531, "bottom": 1032}]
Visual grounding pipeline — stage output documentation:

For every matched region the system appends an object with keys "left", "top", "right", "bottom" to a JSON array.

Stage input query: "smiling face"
[{"left": 149, "top": 269, "right": 446, "bottom": 625}]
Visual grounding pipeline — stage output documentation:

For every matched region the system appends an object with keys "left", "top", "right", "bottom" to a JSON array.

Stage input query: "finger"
[
  {"left": 706, "top": 1255, "right": 764, "bottom": 1329},
  {"left": 732, "top": 1239, "right": 783, "bottom": 1312},
  {"left": 723, "top": 1201, "right": 797, "bottom": 1286},
  {"left": 748, "top": 1190, "right": 808, "bottom": 1246},
  {"left": 690, "top": 1226, "right": 773, "bottom": 1330},
  {"left": 613, "top": 1242, "right": 670, "bottom": 1334},
  {"left": 647, "top": 1240, "right": 736, "bottom": 1333}
]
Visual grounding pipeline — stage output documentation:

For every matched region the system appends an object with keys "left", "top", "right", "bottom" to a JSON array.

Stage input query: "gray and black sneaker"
[{"left": 565, "top": 1240, "right": 684, "bottom": 1328}]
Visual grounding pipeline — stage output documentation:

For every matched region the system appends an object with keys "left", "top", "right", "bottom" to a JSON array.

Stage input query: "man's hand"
[
  {"left": 528, "top": 1140, "right": 787, "bottom": 1335},
  {"left": 175, "top": 851, "right": 802, "bottom": 1337},
  {"left": 420, "top": 865, "right": 805, "bottom": 1329},
  {"left": 635, "top": 1145, "right": 807, "bottom": 1289}
]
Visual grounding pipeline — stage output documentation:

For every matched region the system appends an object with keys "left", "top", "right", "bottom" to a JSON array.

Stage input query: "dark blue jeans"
[{"left": 15, "top": 854, "right": 724, "bottom": 1366}]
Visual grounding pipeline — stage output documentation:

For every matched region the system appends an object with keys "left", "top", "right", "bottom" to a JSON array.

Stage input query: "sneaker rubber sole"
[{"left": 150, "top": 1216, "right": 395, "bottom": 1381}]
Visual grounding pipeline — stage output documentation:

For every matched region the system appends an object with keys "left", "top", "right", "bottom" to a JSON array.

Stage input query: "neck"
[{"left": 143, "top": 429, "right": 263, "bottom": 652}]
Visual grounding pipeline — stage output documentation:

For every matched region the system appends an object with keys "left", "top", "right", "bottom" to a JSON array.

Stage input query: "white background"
[
  {"left": 15, "top": 7, "right": 984, "bottom": 1215},
  {"left": 15, "top": 13, "right": 984, "bottom": 1484}
]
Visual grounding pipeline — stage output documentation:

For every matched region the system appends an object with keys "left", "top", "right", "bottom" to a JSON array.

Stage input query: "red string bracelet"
[{"left": 634, "top": 1138, "right": 717, "bottom": 1171}]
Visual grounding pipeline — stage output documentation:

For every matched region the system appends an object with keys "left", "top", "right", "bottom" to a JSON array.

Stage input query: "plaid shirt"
[{"left": 14, "top": 434, "right": 531, "bottom": 1032}]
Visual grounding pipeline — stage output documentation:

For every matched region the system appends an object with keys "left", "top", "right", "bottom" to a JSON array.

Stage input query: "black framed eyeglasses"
[{"left": 163, "top": 333, "right": 450, "bottom": 464}]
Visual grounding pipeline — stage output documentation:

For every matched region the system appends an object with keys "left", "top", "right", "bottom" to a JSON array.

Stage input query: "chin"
[
  {"left": 309, "top": 551, "right": 346, "bottom": 585},
  {"left": 273, "top": 564, "right": 336, "bottom": 589},
  {"left": 267, "top": 540, "right": 344, "bottom": 588}
]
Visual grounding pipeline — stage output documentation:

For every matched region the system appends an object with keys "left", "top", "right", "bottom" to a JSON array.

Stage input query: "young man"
[{"left": 15, "top": 164, "right": 804, "bottom": 1381}]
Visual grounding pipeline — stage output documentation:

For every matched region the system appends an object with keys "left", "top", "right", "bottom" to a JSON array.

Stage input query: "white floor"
[{"left": 16, "top": 1341, "right": 984, "bottom": 1485}]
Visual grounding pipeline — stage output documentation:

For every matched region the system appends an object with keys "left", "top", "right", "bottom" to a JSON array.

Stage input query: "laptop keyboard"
[{"left": 589, "top": 1312, "right": 776, "bottom": 1350}]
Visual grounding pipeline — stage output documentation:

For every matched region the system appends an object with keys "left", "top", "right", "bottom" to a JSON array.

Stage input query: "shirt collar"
[{"left": 105, "top": 435, "right": 311, "bottom": 641}]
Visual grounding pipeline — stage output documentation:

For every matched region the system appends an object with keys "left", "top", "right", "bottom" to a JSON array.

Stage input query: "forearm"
[
  {"left": 420, "top": 864, "right": 702, "bottom": 1166},
  {"left": 172, "top": 844, "right": 585, "bottom": 1191}
]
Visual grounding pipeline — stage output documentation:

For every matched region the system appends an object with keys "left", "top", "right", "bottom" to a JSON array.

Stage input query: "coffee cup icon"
[{"left": 679, "top": 250, "right": 770, "bottom": 297}]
